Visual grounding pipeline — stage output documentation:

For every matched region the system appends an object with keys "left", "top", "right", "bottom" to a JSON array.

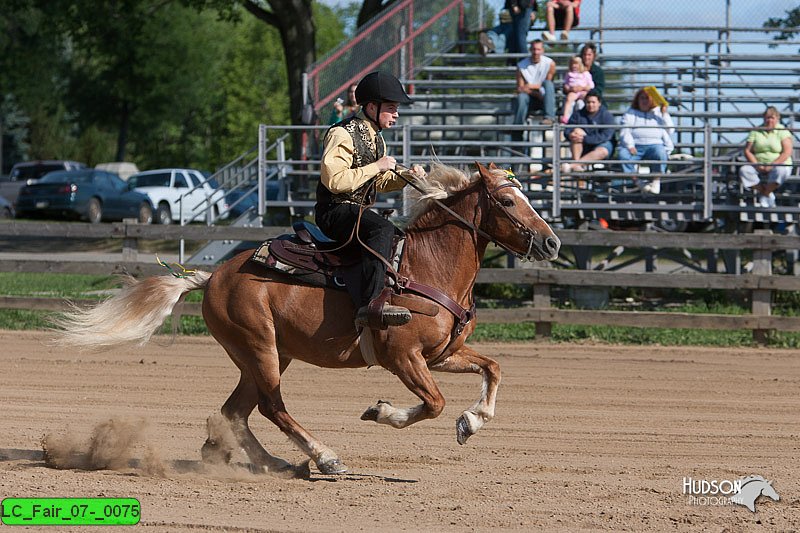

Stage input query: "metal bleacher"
[
  {"left": 393, "top": 22, "right": 800, "bottom": 231},
  {"left": 217, "top": 2, "right": 797, "bottom": 241}
]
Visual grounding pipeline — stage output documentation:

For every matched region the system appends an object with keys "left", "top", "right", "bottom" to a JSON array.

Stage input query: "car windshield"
[
  {"left": 38, "top": 171, "right": 93, "bottom": 183},
  {"left": 131, "top": 173, "right": 171, "bottom": 187},
  {"left": 13, "top": 164, "right": 65, "bottom": 181}
]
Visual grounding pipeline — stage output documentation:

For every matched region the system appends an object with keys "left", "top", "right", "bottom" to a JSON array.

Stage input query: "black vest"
[{"left": 316, "top": 116, "right": 386, "bottom": 206}]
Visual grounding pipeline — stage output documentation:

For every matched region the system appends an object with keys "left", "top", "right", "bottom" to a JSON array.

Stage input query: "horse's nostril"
[{"left": 544, "top": 237, "right": 559, "bottom": 255}]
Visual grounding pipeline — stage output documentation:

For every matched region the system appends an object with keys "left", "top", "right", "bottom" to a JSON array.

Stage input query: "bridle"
[{"left": 391, "top": 167, "right": 541, "bottom": 262}]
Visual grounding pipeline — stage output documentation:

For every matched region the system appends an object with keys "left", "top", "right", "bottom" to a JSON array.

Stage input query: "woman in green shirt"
[{"left": 739, "top": 106, "right": 794, "bottom": 208}]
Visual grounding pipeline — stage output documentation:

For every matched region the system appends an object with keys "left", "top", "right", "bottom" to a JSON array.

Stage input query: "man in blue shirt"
[{"left": 562, "top": 90, "right": 616, "bottom": 172}]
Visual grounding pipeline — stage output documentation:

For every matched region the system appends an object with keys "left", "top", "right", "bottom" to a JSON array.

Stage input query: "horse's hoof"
[
  {"left": 360, "top": 399, "right": 392, "bottom": 421},
  {"left": 201, "top": 438, "right": 233, "bottom": 464},
  {"left": 456, "top": 415, "right": 472, "bottom": 445},
  {"left": 317, "top": 458, "right": 348, "bottom": 475}
]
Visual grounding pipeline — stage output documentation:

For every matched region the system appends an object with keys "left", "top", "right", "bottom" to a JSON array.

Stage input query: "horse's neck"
[{"left": 401, "top": 192, "right": 486, "bottom": 304}]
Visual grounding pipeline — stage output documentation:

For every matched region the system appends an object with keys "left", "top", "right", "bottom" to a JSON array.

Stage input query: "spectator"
[
  {"left": 542, "top": 0, "right": 581, "bottom": 41},
  {"left": 618, "top": 87, "right": 675, "bottom": 194},
  {"left": 739, "top": 106, "right": 794, "bottom": 208},
  {"left": 479, "top": 4, "right": 538, "bottom": 56},
  {"left": 562, "top": 90, "right": 616, "bottom": 173},
  {"left": 580, "top": 42, "right": 605, "bottom": 98},
  {"left": 560, "top": 55, "right": 594, "bottom": 124},
  {"left": 512, "top": 39, "right": 556, "bottom": 138},
  {"left": 328, "top": 84, "right": 359, "bottom": 124},
  {"left": 508, "top": 1, "right": 537, "bottom": 55}
]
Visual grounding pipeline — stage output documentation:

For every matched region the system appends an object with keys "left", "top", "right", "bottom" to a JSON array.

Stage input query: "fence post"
[
  {"left": 751, "top": 229, "right": 772, "bottom": 345},
  {"left": 122, "top": 219, "right": 138, "bottom": 263},
  {"left": 533, "top": 283, "right": 552, "bottom": 338}
]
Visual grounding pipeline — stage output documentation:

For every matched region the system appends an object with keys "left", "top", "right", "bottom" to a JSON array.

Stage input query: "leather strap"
[
  {"left": 366, "top": 288, "right": 392, "bottom": 330},
  {"left": 397, "top": 278, "right": 475, "bottom": 336}
]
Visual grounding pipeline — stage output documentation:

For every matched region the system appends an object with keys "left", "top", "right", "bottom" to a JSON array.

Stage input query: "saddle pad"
[{"left": 251, "top": 239, "right": 345, "bottom": 290}]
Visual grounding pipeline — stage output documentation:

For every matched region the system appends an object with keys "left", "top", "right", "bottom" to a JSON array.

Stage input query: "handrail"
[{"left": 304, "top": 0, "right": 465, "bottom": 114}]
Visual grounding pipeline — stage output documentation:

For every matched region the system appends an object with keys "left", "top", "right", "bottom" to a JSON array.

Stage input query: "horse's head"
[
  {"left": 756, "top": 480, "right": 780, "bottom": 502},
  {"left": 475, "top": 162, "right": 560, "bottom": 261}
]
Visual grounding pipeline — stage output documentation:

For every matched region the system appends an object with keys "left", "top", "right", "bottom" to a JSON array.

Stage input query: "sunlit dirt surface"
[{"left": 1, "top": 330, "right": 798, "bottom": 531}]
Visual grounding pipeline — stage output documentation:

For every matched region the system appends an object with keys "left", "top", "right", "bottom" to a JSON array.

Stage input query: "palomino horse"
[{"left": 53, "top": 162, "right": 560, "bottom": 476}]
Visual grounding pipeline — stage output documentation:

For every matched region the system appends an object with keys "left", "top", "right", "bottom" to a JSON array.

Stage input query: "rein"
[{"left": 389, "top": 167, "right": 539, "bottom": 262}]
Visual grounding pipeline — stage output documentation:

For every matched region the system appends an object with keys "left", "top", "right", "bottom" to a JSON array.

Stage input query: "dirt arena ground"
[{"left": 1, "top": 329, "right": 798, "bottom": 532}]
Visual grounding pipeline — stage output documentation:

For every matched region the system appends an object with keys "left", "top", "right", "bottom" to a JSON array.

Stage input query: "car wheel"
[
  {"left": 0, "top": 207, "right": 11, "bottom": 219},
  {"left": 87, "top": 198, "right": 102, "bottom": 223},
  {"left": 156, "top": 203, "right": 172, "bottom": 225},
  {"left": 654, "top": 219, "right": 688, "bottom": 233},
  {"left": 138, "top": 202, "right": 153, "bottom": 224}
]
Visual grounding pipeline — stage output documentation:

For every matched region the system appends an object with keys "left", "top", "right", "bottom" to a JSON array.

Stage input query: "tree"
[
  {"left": 238, "top": 0, "right": 316, "bottom": 127},
  {"left": 764, "top": 5, "right": 800, "bottom": 47},
  {"left": 356, "top": 0, "right": 397, "bottom": 28}
]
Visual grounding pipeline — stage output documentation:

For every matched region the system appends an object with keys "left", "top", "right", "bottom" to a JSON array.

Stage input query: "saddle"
[
  {"left": 251, "top": 221, "right": 474, "bottom": 337},
  {"left": 252, "top": 221, "right": 393, "bottom": 290}
]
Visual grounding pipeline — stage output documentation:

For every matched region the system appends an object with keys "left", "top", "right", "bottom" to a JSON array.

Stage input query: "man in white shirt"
[{"left": 512, "top": 39, "right": 557, "bottom": 139}]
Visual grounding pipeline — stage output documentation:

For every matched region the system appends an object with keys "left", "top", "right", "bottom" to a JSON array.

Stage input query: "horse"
[
  {"left": 731, "top": 475, "right": 780, "bottom": 512},
  {"left": 52, "top": 162, "right": 561, "bottom": 476}
]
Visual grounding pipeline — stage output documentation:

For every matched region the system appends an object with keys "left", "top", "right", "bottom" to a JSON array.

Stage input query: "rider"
[{"left": 315, "top": 71, "right": 424, "bottom": 329}]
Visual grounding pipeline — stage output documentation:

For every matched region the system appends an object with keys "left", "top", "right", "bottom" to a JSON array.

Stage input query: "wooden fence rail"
[{"left": 2, "top": 221, "right": 800, "bottom": 342}]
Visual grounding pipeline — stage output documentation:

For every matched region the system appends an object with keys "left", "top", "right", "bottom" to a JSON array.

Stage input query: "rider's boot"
[{"left": 354, "top": 303, "right": 411, "bottom": 329}]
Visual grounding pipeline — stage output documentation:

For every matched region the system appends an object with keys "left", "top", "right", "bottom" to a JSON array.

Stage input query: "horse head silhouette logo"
[{"left": 730, "top": 475, "right": 780, "bottom": 512}]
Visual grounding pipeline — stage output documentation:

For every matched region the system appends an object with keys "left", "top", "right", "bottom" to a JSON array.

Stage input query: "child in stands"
[{"left": 561, "top": 56, "right": 594, "bottom": 124}]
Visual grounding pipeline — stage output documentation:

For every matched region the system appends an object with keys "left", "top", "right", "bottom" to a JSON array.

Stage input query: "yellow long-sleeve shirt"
[{"left": 319, "top": 112, "right": 409, "bottom": 195}]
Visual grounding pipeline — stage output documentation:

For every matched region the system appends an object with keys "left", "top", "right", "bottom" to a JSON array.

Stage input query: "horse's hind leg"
[
  {"left": 430, "top": 346, "right": 501, "bottom": 445},
  {"left": 242, "top": 340, "right": 347, "bottom": 475},
  {"left": 202, "top": 364, "right": 294, "bottom": 474}
]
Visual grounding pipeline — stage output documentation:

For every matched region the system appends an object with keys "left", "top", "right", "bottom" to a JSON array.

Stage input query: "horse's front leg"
[
  {"left": 361, "top": 351, "right": 445, "bottom": 428},
  {"left": 431, "top": 345, "right": 501, "bottom": 445}
]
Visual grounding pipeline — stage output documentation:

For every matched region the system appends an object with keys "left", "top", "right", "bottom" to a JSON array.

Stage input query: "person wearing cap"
[{"left": 315, "top": 71, "right": 425, "bottom": 329}]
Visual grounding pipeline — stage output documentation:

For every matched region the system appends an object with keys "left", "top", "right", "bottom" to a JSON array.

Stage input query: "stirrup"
[{"left": 355, "top": 303, "right": 411, "bottom": 330}]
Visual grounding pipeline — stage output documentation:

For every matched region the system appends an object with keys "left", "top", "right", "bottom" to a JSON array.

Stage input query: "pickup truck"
[{"left": 0, "top": 160, "right": 87, "bottom": 205}]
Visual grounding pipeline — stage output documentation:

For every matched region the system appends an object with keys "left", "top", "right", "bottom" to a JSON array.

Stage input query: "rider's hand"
[
  {"left": 410, "top": 164, "right": 427, "bottom": 178},
  {"left": 628, "top": 146, "right": 638, "bottom": 156},
  {"left": 376, "top": 155, "right": 397, "bottom": 172}
]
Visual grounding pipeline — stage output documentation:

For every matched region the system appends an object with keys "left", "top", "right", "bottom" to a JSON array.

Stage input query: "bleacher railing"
[
  {"left": 255, "top": 120, "right": 799, "bottom": 226},
  {"left": 303, "top": 0, "right": 468, "bottom": 116}
]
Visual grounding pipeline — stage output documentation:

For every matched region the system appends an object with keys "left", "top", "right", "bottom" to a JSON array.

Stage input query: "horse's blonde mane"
[{"left": 404, "top": 162, "right": 481, "bottom": 225}]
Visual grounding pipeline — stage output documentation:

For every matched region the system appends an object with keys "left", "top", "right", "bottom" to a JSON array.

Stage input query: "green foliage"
[
  {"left": 764, "top": 6, "right": 800, "bottom": 46},
  {"left": 1, "top": 0, "right": 349, "bottom": 172},
  {"left": 216, "top": 14, "right": 290, "bottom": 159}
]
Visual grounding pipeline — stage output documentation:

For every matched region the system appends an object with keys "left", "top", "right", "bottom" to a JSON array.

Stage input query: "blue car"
[
  {"left": 224, "top": 180, "right": 279, "bottom": 219},
  {"left": 16, "top": 169, "right": 154, "bottom": 223},
  {"left": 0, "top": 195, "right": 14, "bottom": 219}
]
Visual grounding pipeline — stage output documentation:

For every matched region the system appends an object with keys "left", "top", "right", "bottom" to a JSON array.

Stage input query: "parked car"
[
  {"left": 16, "top": 169, "right": 154, "bottom": 224},
  {"left": 95, "top": 162, "right": 140, "bottom": 181},
  {"left": 1, "top": 160, "right": 87, "bottom": 205},
  {"left": 128, "top": 168, "right": 229, "bottom": 224},
  {"left": 0, "top": 195, "right": 14, "bottom": 219},
  {"left": 224, "top": 179, "right": 279, "bottom": 218}
]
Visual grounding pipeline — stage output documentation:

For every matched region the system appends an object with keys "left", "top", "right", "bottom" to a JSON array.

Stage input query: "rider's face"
[{"left": 373, "top": 102, "right": 399, "bottom": 129}]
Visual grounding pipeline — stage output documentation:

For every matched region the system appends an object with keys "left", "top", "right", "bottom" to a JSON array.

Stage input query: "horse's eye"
[{"left": 501, "top": 198, "right": 515, "bottom": 208}]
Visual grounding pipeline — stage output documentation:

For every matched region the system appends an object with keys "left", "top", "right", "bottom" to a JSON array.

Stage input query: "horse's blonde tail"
[{"left": 50, "top": 271, "right": 212, "bottom": 350}]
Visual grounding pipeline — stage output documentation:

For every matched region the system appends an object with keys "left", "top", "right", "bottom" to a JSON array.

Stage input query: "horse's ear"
[
  {"left": 488, "top": 162, "right": 498, "bottom": 170},
  {"left": 474, "top": 161, "right": 490, "bottom": 179}
]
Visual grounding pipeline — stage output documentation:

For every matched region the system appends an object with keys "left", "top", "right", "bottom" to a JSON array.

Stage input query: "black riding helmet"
[{"left": 354, "top": 71, "right": 411, "bottom": 130}]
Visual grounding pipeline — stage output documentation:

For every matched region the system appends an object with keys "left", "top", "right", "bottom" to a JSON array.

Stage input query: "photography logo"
[{"left": 683, "top": 475, "right": 780, "bottom": 512}]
